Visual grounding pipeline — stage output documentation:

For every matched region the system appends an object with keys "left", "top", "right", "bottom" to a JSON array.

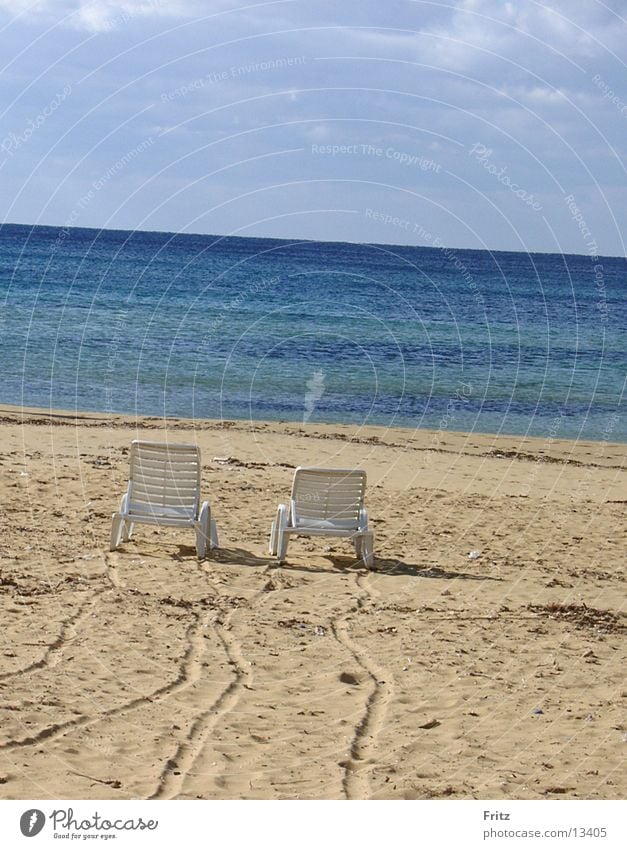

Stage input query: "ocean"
[{"left": 0, "top": 222, "right": 624, "bottom": 442}]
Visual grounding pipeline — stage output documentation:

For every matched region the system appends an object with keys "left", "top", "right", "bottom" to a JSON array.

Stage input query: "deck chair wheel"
[
  {"left": 362, "top": 533, "right": 374, "bottom": 569},
  {"left": 277, "top": 531, "right": 289, "bottom": 564},
  {"left": 210, "top": 518, "right": 219, "bottom": 549},
  {"left": 269, "top": 520, "right": 277, "bottom": 555}
]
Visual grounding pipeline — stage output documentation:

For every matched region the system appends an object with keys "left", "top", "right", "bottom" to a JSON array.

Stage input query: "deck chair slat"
[
  {"left": 130, "top": 491, "right": 197, "bottom": 506},
  {"left": 130, "top": 478, "right": 198, "bottom": 492},
  {"left": 133, "top": 452, "right": 199, "bottom": 463},
  {"left": 130, "top": 474, "right": 198, "bottom": 491},
  {"left": 296, "top": 509, "right": 360, "bottom": 518},
  {"left": 131, "top": 471, "right": 199, "bottom": 483},
  {"left": 130, "top": 500, "right": 195, "bottom": 516},
  {"left": 295, "top": 492, "right": 363, "bottom": 504},
  {"left": 127, "top": 505, "right": 196, "bottom": 519},
  {"left": 294, "top": 474, "right": 364, "bottom": 483},
  {"left": 130, "top": 491, "right": 198, "bottom": 503},
  {"left": 294, "top": 483, "right": 364, "bottom": 493},
  {"left": 133, "top": 442, "right": 200, "bottom": 454},
  {"left": 294, "top": 486, "right": 363, "bottom": 494},
  {"left": 295, "top": 502, "right": 361, "bottom": 514},
  {"left": 132, "top": 457, "right": 200, "bottom": 472}
]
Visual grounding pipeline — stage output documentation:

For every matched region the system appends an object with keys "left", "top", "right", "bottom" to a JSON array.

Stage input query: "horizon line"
[{"left": 1, "top": 218, "right": 625, "bottom": 262}]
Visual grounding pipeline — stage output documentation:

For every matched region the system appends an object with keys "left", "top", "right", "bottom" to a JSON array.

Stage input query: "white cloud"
[
  {"left": 0, "top": 0, "right": 42, "bottom": 12},
  {"left": 74, "top": 1, "right": 167, "bottom": 33},
  {"left": 507, "top": 85, "right": 569, "bottom": 106},
  {"left": 305, "top": 124, "right": 332, "bottom": 142},
  {"left": 0, "top": 0, "right": 195, "bottom": 32},
  {"left": 342, "top": 1, "right": 624, "bottom": 74}
]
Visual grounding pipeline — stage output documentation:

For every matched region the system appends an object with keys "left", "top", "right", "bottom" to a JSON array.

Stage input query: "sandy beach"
[{"left": 0, "top": 405, "right": 624, "bottom": 800}]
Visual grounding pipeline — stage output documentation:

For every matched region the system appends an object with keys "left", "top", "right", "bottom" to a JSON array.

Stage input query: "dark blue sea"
[{"left": 0, "top": 223, "right": 624, "bottom": 442}]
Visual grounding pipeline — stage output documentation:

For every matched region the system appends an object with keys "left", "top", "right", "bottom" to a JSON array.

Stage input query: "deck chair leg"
[
  {"left": 110, "top": 513, "right": 125, "bottom": 551},
  {"left": 277, "top": 530, "right": 289, "bottom": 564},
  {"left": 196, "top": 502, "right": 211, "bottom": 559},
  {"left": 271, "top": 504, "right": 288, "bottom": 556},
  {"left": 362, "top": 532, "right": 374, "bottom": 569},
  {"left": 122, "top": 521, "right": 133, "bottom": 543}
]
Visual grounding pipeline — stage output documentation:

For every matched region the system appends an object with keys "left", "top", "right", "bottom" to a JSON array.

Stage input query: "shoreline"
[{"left": 0, "top": 403, "right": 624, "bottom": 465}]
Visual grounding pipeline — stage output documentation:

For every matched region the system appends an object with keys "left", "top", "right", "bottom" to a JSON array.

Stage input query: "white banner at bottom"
[{"left": 0, "top": 799, "right": 624, "bottom": 848}]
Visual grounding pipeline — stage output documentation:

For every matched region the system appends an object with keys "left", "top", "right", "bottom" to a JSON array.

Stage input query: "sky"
[{"left": 0, "top": 0, "right": 625, "bottom": 256}]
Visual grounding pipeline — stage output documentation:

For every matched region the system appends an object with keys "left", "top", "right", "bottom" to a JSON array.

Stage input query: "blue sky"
[{"left": 0, "top": 0, "right": 625, "bottom": 255}]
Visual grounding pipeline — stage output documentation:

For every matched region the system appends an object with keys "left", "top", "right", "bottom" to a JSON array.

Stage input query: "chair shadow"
[
  {"left": 273, "top": 554, "right": 502, "bottom": 581},
  {"left": 357, "top": 556, "right": 503, "bottom": 581},
  {"left": 173, "top": 546, "right": 501, "bottom": 581},
  {"left": 174, "top": 544, "right": 272, "bottom": 569}
]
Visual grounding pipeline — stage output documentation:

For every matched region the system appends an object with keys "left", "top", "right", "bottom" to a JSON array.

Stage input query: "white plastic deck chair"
[
  {"left": 110, "top": 440, "right": 218, "bottom": 558},
  {"left": 269, "top": 467, "right": 374, "bottom": 568}
]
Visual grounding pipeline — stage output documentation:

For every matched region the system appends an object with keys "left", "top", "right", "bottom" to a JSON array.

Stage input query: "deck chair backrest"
[
  {"left": 127, "top": 441, "right": 201, "bottom": 519},
  {"left": 291, "top": 467, "right": 366, "bottom": 528}
]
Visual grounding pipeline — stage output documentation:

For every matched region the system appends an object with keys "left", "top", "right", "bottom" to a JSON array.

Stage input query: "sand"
[{"left": 0, "top": 404, "right": 624, "bottom": 800}]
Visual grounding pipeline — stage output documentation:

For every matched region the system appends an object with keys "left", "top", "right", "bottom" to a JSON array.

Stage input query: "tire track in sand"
[
  {"left": 149, "top": 616, "right": 253, "bottom": 798},
  {"left": 332, "top": 571, "right": 393, "bottom": 799},
  {"left": 149, "top": 564, "right": 272, "bottom": 799},
  {"left": 0, "top": 589, "right": 105, "bottom": 683},
  {"left": 0, "top": 605, "right": 212, "bottom": 752},
  {"left": 105, "top": 552, "right": 123, "bottom": 588}
]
